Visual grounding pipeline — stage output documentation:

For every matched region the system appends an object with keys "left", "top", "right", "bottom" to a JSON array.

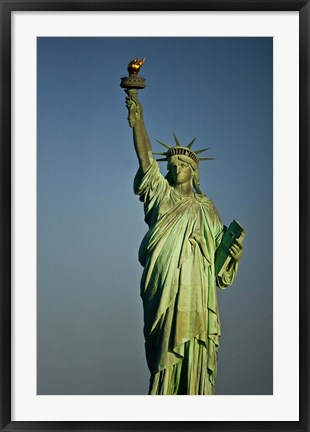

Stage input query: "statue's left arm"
[{"left": 216, "top": 238, "right": 244, "bottom": 289}]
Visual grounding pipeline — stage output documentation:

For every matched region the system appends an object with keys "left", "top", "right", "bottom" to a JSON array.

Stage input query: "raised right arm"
[{"left": 125, "top": 89, "right": 153, "bottom": 173}]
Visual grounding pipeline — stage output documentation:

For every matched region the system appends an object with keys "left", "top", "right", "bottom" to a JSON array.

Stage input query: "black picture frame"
[{"left": 1, "top": 1, "right": 309, "bottom": 431}]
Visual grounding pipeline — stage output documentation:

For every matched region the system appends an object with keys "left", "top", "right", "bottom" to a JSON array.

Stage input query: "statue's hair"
[{"left": 192, "top": 171, "right": 203, "bottom": 195}]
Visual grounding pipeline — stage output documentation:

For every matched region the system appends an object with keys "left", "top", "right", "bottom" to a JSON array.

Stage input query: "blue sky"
[{"left": 37, "top": 37, "right": 273, "bottom": 395}]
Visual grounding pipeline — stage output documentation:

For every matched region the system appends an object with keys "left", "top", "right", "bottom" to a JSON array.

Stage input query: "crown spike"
[
  {"left": 173, "top": 133, "right": 181, "bottom": 147},
  {"left": 194, "top": 147, "right": 211, "bottom": 155},
  {"left": 155, "top": 135, "right": 215, "bottom": 164},
  {"left": 156, "top": 139, "right": 171, "bottom": 150},
  {"left": 187, "top": 138, "right": 196, "bottom": 149}
]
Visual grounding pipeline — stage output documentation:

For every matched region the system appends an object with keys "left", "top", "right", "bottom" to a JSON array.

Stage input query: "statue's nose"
[{"left": 176, "top": 166, "right": 181, "bottom": 173}]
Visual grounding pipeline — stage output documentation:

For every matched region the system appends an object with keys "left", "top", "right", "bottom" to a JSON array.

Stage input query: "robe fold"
[{"left": 134, "top": 160, "right": 238, "bottom": 395}]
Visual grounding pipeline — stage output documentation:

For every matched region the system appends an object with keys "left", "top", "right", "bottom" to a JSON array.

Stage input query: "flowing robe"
[{"left": 134, "top": 160, "right": 239, "bottom": 395}]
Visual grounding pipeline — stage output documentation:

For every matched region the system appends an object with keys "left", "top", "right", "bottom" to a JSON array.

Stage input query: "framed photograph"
[{"left": 1, "top": 1, "right": 308, "bottom": 431}]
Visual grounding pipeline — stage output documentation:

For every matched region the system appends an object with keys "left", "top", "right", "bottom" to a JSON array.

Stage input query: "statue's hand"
[
  {"left": 125, "top": 91, "right": 142, "bottom": 128},
  {"left": 229, "top": 238, "right": 244, "bottom": 262}
]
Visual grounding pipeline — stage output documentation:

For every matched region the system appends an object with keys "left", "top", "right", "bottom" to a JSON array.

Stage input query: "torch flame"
[{"left": 127, "top": 58, "right": 145, "bottom": 75}]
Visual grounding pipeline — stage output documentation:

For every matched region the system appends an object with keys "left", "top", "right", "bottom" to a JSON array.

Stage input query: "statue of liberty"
[{"left": 121, "top": 59, "right": 244, "bottom": 395}]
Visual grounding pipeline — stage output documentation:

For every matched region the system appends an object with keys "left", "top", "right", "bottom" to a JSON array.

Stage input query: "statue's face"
[{"left": 169, "top": 156, "right": 193, "bottom": 185}]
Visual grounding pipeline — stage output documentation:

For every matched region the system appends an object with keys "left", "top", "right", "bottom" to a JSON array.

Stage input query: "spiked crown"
[{"left": 153, "top": 133, "right": 215, "bottom": 165}]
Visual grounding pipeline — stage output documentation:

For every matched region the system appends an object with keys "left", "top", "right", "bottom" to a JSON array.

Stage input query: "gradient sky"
[{"left": 37, "top": 37, "right": 273, "bottom": 395}]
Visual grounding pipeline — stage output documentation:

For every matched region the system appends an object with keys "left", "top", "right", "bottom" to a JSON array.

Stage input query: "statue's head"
[
  {"left": 167, "top": 154, "right": 197, "bottom": 186},
  {"left": 154, "top": 134, "right": 214, "bottom": 194},
  {"left": 166, "top": 153, "right": 203, "bottom": 194}
]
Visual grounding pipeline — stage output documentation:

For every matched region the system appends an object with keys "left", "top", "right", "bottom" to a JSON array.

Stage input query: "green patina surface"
[{"left": 122, "top": 60, "right": 244, "bottom": 395}]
